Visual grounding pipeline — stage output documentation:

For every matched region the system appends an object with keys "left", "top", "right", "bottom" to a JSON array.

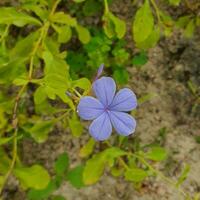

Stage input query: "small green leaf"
[
  {"left": 109, "top": 13, "right": 126, "bottom": 39},
  {"left": 79, "top": 138, "right": 95, "bottom": 158},
  {"left": 28, "top": 180, "right": 57, "bottom": 200},
  {"left": 28, "top": 120, "right": 54, "bottom": 143},
  {"left": 103, "top": 12, "right": 126, "bottom": 39},
  {"left": 69, "top": 113, "right": 83, "bottom": 137},
  {"left": 0, "top": 136, "right": 14, "bottom": 146},
  {"left": 113, "top": 68, "right": 129, "bottom": 85},
  {"left": 176, "top": 164, "right": 190, "bottom": 187},
  {"left": 136, "top": 26, "right": 160, "bottom": 49},
  {"left": 34, "top": 86, "right": 47, "bottom": 105},
  {"left": 66, "top": 165, "right": 85, "bottom": 189},
  {"left": 54, "top": 153, "right": 69, "bottom": 176},
  {"left": 83, "top": 153, "right": 105, "bottom": 185},
  {"left": 72, "top": 78, "right": 91, "bottom": 95},
  {"left": 13, "top": 77, "right": 28, "bottom": 86},
  {"left": 51, "top": 12, "right": 77, "bottom": 26},
  {"left": 83, "top": 147, "right": 126, "bottom": 185},
  {"left": 146, "top": 147, "right": 167, "bottom": 161},
  {"left": 0, "top": 176, "right": 4, "bottom": 188},
  {"left": 0, "top": 7, "right": 41, "bottom": 26},
  {"left": 133, "top": 0, "right": 154, "bottom": 43},
  {"left": 52, "top": 24, "right": 72, "bottom": 43},
  {"left": 14, "top": 165, "right": 50, "bottom": 190},
  {"left": 168, "top": 0, "right": 181, "bottom": 6},
  {"left": 132, "top": 51, "right": 148, "bottom": 67},
  {"left": 125, "top": 168, "right": 148, "bottom": 182},
  {"left": 75, "top": 25, "right": 91, "bottom": 44},
  {"left": 184, "top": 19, "right": 195, "bottom": 38}
]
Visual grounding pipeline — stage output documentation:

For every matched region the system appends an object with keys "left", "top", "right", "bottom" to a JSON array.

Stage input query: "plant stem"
[
  {"left": 150, "top": 0, "right": 161, "bottom": 25},
  {"left": 132, "top": 153, "right": 189, "bottom": 199},
  {"left": 104, "top": 0, "right": 109, "bottom": 13}
]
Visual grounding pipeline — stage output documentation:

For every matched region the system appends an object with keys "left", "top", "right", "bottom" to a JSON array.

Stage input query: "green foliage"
[
  {"left": 66, "top": 165, "right": 85, "bottom": 189},
  {"left": 132, "top": 51, "right": 148, "bottom": 67},
  {"left": 124, "top": 168, "right": 148, "bottom": 183},
  {"left": 54, "top": 153, "right": 69, "bottom": 176},
  {"left": 145, "top": 146, "right": 167, "bottom": 161},
  {"left": 83, "top": 147, "right": 127, "bottom": 185},
  {"left": 14, "top": 165, "right": 50, "bottom": 190},
  {"left": 133, "top": 0, "right": 154, "bottom": 44}
]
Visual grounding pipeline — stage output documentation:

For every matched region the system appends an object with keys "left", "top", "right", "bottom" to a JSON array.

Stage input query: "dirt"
[{"left": 2, "top": 0, "right": 200, "bottom": 200}]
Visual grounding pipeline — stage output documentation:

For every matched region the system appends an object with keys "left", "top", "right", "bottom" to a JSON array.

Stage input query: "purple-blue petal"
[
  {"left": 96, "top": 64, "right": 104, "bottom": 79},
  {"left": 89, "top": 112, "right": 112, "bottom": 141},
  {"left": 93, "top": 76, "right": 116, "bottom": 107},
  {"left": 77, "top": 96, "right": 104, "bottom": 120},
  {"left": 109, "top": 88, "right": 137, "bottom": 112},
  {"left": 109, "top": 111, "right": 136, "bottom": 136}
]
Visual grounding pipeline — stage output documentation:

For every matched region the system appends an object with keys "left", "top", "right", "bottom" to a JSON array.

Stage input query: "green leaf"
[
  {"left": 79, "top": 138, "right": 95, "bottom": 158},
  {"left": 83, "top": 147, "right": 126, "bottom": 185},
  {"left": 13, "top": 77, "right": 28, "bottom": 86},
  {"left": 113, "top": 68, "right": 129, "bottom": 85},
  {"left": 0, "top": 136, "right": 14, "bottom": 146},
  {"left": 176, "top": 15, "right": 191, "bottom": 28},
  {"left": 54, "top": 153, "right": 69, "bottom": 176},
  {"left": 72, "top": 78, "right": 91, "bottom": 95},
  {"left": 14, "top": 165, "right": 50, "bottom": 190},
  {"left": 133, "top": 0, "right": 154, "bottom": 43},
  {"left": 28, "top": 120, "right": 54, "bottom": 143},
  {"left": 34, "top": 86, "right": 47, "bottom": 105},
  {"left": 42, "top": 51, "right": 74, "bottom": 110},
  {"left": 75, "top": 25, "right": 91, "bottom": 44},
  {"left": 66, "top": 165, "right": 85, "bottom": 189},
  {"left": 51, "top": 12, "right": 77, "bottom": 27},
  {"left": 184, "top": 19, "right": 195, "bottom": 38},
  {"left": 52, "top": 24, "right": 72, "bottom": 43},
  {"left": 176, "top": 164, "right": 190, "bottom": 187},
  {"left": 103, "top": 12, "right": 126, "bottom": 39},
  {"left": 125, "top": 168, "right": 148, "bottom": 182},
  {"left": 0, "top": 176, "right": 4, "bottom": 189},
  {"left": 136, "top": 26, "right": 160, "bottom": 49},
  {"left": 28, "top": 180, "right": 57, "bottom": 200},
  {"left": 69, "top": 113, "right": 83, "bottom": 137},
  {"left": 168, "top": 0, "right": 181, "bottom": 6},
  {"left": 109, "top": 13, "right": 126, "bottom": 39},
  {"left": 83, "top": 153, "right": 105, "bottom": 185},
  {"left": 146, "top": 147, "right": 167, "bottom": 161},
  {"left": 10, "top": 30, "right": 40, "bottom": 59},
  {"left": 132, "top": 51, "right": 148, "bottom": 67},
  {"left": 0, "top": 7, "right": 41, "bottom": 26}
]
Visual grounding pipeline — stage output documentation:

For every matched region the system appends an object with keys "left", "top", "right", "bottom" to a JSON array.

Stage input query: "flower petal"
[
  {"left": 89, "top": 112, "right": 112, "bottom": 141},
  {"left": 93, "top": 76, "right": 116, "bottom": 106},
  {"left": 109, "top": 88, "right": 137, "bottom": 112},
  {"left": 109, "top": 111, "right": 136, "bottom": 136},
  {"left": 77, "top": 96, "right": 104, "bottom": 120}
]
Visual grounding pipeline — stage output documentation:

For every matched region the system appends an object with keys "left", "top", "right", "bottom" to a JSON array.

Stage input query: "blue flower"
[{"left": 77, "top": 76, "right": 137, "bottom": 141}]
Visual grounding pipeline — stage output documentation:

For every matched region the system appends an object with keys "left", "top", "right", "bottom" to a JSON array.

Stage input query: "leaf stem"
[
  {"left": 149, "top": 0, "right": 161, "bottom": 25},
  {"left": 104, "top": 0, "right": 109, "bottom": 13},
  {"left": 131, "top": 153, "right": 190, "bottom": 199}
]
